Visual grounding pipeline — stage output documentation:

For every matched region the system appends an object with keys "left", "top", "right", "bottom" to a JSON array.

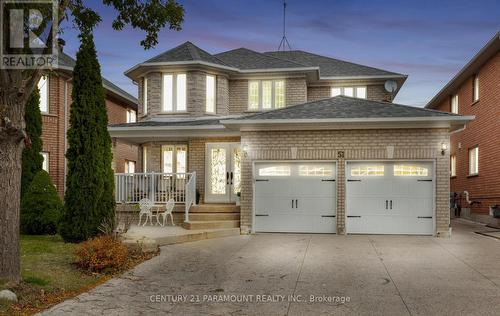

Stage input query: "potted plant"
[{"left": 236, "top": 192, "right": 241, "bottom": 206}]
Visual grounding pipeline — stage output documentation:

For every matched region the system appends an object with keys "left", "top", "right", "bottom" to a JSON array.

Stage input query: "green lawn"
[{"left": 1, "top": 235, "right": 106, "bottom": 315}]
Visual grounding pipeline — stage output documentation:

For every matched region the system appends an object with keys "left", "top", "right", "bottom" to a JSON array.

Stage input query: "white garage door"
[
  {"left": 346, "top": 161, "right": 434, "bottom": 235},
  {"left": 254, "top": 162, "right": 336, "bottom": 233}
]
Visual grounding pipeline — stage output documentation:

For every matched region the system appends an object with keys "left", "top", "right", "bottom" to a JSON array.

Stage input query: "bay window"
[
  {"left": 331, "top": 86, "right": 367, "bottom": 99},
  {"left": 206, "top": 75, "right": 216, "bottom": 113},
  {"left": 162, "top": 145, "right": 187, "bottom": 174},
  {"left": 38, "top": 76, "right": 49, "bottom": 113},
  {"left": 248, "top": 80, "right": 285, "bottom": 110},
  {"left": 126, "top": 109, "right": 136, "bottom": 123},
  {"left": 162, "top": 73, "right": 187, "bottom": 112}
]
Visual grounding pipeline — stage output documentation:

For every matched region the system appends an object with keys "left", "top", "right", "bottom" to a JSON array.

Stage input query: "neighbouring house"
[
  {"left": 110, "top": 41, "right": 472, "bottom": 236},
  {"left": 426, "top": 31, "right": 499, "bottom": 226},
  {"left": 39, "top": 48, "right": 138, "bottom": 198}
]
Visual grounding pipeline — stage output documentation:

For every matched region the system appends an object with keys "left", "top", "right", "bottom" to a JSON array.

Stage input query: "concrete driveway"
[{"left": 43, "top": 219, "right": 500, "bottom": 316}]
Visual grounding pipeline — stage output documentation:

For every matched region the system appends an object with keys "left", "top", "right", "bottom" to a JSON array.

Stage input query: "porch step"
[
  {"left": 187, "top": 212, "right": 240, "bottom": 221},
  {"left": 175, "top": 204, "right": 240, "bottom": 213},
  {"left": 183, "top": 220, "right": 240, "bottom": 230}
]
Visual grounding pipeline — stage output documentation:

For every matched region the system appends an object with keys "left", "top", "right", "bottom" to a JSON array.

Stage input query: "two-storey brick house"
[
  {"left": 110, "top": 42, "right": 472, "bottom": 236},
  {"left": 40, "top": 51, "right": 138, "bottom": 198},
  {"left": 426, "top": 32, "right": 499, "bottom": 226}
]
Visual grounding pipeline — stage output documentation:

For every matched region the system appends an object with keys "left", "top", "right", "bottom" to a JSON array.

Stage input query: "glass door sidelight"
[{"left": 205, "top": 143, "right": 241, "bottom": 203}]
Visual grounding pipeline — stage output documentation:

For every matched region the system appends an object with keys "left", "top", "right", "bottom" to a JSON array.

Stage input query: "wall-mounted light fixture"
[
  {"left": 441, "top": 142, "right": 448, "bottom": 156},
  {"left": 242, "top": 144, "right": 249, "bottom": 157}
]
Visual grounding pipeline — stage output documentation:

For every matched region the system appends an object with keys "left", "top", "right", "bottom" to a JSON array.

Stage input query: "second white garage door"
[
  {"left": 346, "top": 161, "right": 434, "bottom": 235},
  {"left": 254, "top": 162, "right": 336, "bottom": 233}
]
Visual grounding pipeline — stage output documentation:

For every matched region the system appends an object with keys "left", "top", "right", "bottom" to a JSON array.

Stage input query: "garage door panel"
[
  {"left": 296, "top": 197, "right": 336, "bottom": 215},
  {"left": 293, "top": 180, "right": 335, "bottom": 196},
  {"left": 346, "top": 161, "right": 434, "bottom": 235},
  {"left": 254, "top": 161, "right": 336, "bottom": 234},
  {"left": 347, "top": 215, "right": 433, "bottom": 235},
  {"left": 255, "top": 179, "right": 290, "bottom": 197}
]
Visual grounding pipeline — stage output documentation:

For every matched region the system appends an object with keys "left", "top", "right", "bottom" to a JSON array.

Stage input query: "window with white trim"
[
  {"left": 248, "top": 80, "right": 285, "bottom": 110},
  {"left": 162, "top": 145, "right": 187, "bottom": 174},
  {"left": 162, "top": 73, "right": 187, "bottom": 112},
  {"left": 394, "top": 165, "right": 429, "bottom": 176},
  {"left": 331, "top": 86, "right": 367, "bottom": 99},
  {"left": 473, "top": 74, "right": 479, "bottom": 102},
  {"left": 451, "top": 94, "right": 458, "bottom": 114},
  {"left": 450, "top": 155, "right": 456, "bottom": 177},
  {"left": 350, "top": 165, "right": 384, "bottom": 176},
  {"left": 469, "top": 147, "right": 478, "bottom": 175},
  {"left": 41, "top": 152, "right": 49, "bottom": 173},
  {"left": 206, "top": 75, "right": 216, "bottom": 113},
  {"left": 258, "top": 166, "right": 291, "bottom": 176},
  {"left": 143, "top": 78, "right": 148, "bottom": 114},
  {"left": 126, "top": 109, "right": 136, "bottom": 123},
  {"left": 38, "top": 76, "right": 49, "bottom": 113},
  {"left": 125, "top": 160, "right": 136, "bottom": 173},
  {"left": 142, "top": 147, "right": 148, "bottom": 172}
]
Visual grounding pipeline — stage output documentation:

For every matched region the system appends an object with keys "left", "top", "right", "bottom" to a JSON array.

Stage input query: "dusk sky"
[{"left": 61, "top": 0, "right": 500, "bottom": 107}]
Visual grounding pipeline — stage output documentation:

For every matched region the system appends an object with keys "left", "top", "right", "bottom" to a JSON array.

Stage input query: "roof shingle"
[
  {"left": 214, "top": 48, "right": 308, "bottom": 70},
  {"left": 145, "top": 41, "right": 229, "bottom": 66}
]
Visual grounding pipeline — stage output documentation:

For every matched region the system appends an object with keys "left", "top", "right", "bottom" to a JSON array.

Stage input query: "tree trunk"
[{"left": 0, "top": 91, "right": 28, "bottom": 283}]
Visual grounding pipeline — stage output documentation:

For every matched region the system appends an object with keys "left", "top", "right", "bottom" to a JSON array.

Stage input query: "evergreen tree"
[
  {"left": 21, "top": 89, "right": 44, "bottom": 197},
  {"left": 21, "top": 171, "right": 63, "bottom": 235},
  {"left": 60, "top": 31, "right": 115, "bottom": 242}
]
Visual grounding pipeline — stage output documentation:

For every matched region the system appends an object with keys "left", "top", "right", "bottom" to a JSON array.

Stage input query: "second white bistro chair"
[{"left": 159, "top": 198, "right": 176, "bottom": 227}]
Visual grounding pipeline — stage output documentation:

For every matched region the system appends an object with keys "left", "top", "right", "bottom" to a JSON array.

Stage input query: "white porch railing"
[{"left": 115, "top": 172, "right": 196, "bottom": 205}]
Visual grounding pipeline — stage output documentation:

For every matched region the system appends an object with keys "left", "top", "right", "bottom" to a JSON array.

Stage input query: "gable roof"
[
  {"left": 214, "top": 48, "right": 309, "bottom": 70},
  {"left": 145, "top": 41, "right": 229, "bottom": 67},
  {"left": 426, "top": 31, "right": 500, "bottom": 109},
  {"left": 227, "top": 96, "right": 459, "bottom": 121},
  {"left": 57, "top": 52, "right": 138, "bottom": 108},
  {"left": 265, "top": 50, "right": 405, "bottom": 78}
]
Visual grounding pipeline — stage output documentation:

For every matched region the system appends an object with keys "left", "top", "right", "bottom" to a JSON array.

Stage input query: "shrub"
[
  {"left": 74, "top": 235, "right": 128, "bottom": 273},
  {"left": 21, "top": 171, "right": 63, "bottom": 235}
]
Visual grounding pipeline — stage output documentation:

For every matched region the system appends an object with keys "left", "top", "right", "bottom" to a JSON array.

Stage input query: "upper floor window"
[
  {"left": 248, "top": 80, "right": 285, "bottom": 111},
  {"left": 162, "top": 73, "right": 186, "bottom": 112},
  {"left": 206, "top": 75, "right": 216, "bottom": 113},
  {"left": 38, "top": 76, "right": 49, "bottom": 113},
  {"left": 473, "top": 74, "right": 479, "bottom": 102},
  {"left": 143, "top": 78, "right": 148, "bottom": 114},
  {"left": 451, "top": 94, "right": 459, "bottom": 114},
  {"left": 331, "top": 86, "right": 366, "bottom": 99},
  {"left": 126, "top": 109, "right": 136, "bottom": 123},
  {"left": 41, "top": 152, "right": 49, "bottom": 173},
  {"left": 450, "top": 155, "right": 456, "bottom": 177},
  {"left": 469, "top": 147, "right": 478, "bottom": 175}
]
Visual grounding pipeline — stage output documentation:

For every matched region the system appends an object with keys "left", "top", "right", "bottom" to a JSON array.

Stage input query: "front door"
[{"left": 205, "top": 143, "right": 241, "bottom": 203}]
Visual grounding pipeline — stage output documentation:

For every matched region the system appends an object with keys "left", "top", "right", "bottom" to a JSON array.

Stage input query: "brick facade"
[
  {"left": 41, "top": 74, "right": 138, "bottom": 198},
  {"left": 239, "top": 129, "right": 450, "bottom": 236},
  {"left": 433, "top": 51, "right": 500, "bottom": 216}
]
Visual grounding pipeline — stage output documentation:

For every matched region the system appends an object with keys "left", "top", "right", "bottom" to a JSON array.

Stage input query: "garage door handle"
[
  {"left": 296, "top": 199, "right": 298, "bottom": 208},
  {"left": 418, "top": 216, "right": 432, "bottom": 219},
  {"left": 291, "top": 199, "right": 294, "bottom": 208},
  {"left": 226, "top": 172, "right": 229, "bottom": 185},
  {"left": 255, "top": 179, "right": 269, "bottom": 182},
  {"left": 390, "top": 200, "right": 392, "bottom": 209},
  {"left": 347, "top": 215, "right": 361, "bottom": 218},
  {"left": 321, "top": 215, "right": 336, "bottom": 218},
  {"left": 255, "top": 214, "right": 269, "bottom": 217},
  {"left": 322, "top": 179, "right": 335, "bottom": 182},
  {"left": 386, "top": 200, "right": 388, "bottom": 209},
  {"left": 347, "top": 179, "right": 361, "bottom": 182},
  {"left": 418, "top": 179, "right": 433, "bottom": 182}
]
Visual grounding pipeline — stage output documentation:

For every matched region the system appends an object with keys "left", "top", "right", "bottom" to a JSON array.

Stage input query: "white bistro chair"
[
  {"left": 159, "top": 198, "right": 176, "bottom": 227},
  {"left": 138, "top": 198, "right": 156, "bottom": 226}
]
